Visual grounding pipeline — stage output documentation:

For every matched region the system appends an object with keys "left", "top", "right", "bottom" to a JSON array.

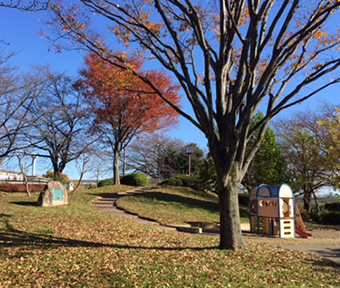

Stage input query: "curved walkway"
[{"left": 91, "top": 186, "right": 176, "bottom": 231}]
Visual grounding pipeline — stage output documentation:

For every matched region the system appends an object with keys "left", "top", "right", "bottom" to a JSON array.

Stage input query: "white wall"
[{"left": 0, "top": 171, "right": 24, "bottom": 181}]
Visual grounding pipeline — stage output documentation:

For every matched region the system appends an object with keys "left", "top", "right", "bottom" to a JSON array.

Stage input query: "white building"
[{"left": 0, "top": 170, "right": 24, "bottom": 181}]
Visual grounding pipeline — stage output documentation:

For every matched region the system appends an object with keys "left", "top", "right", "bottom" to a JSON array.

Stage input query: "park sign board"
[{"left": 37, "top": 181, "right": 68, "bottom": 207}]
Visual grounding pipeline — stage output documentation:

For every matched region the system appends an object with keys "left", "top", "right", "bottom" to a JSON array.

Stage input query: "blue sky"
[{"left": 1, "top": 6, "right": 339, "bottom": 179}]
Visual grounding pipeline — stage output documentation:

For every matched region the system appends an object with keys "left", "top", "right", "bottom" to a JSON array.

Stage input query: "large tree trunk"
[
  {"left": 302, "top": 186, "right": 312, "bottom": 213},
  {"left": 212, "top": 139, "right": 246, "bottom": 250},
  {"left": 217, "top": 168, "right": 246, "bottom": 250},
  {"left": 53, "top": 170, "right": 62, "bottom": 182},
  {"left": 113, "top": 150, "right": 121, "bottom": 185}
]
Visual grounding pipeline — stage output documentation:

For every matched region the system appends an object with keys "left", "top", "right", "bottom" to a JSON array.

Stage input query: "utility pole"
[
  {"left": 122, "top": 148, "right": 126, "bottom": 176},
  {"left": 32, "top": 155, "right": 38, "bottom": 176}
]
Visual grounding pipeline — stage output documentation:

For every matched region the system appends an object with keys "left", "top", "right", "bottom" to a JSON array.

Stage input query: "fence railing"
[{"left": 0, "top": 179, "right": 49, "bottom": 184}]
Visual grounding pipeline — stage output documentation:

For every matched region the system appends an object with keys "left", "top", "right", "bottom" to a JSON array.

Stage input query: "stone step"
[
  {"left": 92, "top": 203, "right": 115, "bottom": 207},
  {"left": 94, "top": 200, "right": 116, "bottom": 203},
  {"left": 93, "top": 203, "right": 114, "bottom": 207}
]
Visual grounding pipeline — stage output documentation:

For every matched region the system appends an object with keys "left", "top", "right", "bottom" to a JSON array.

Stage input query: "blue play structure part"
[{"left": 53, "top": 188, "right": 64, "bottom": 201}]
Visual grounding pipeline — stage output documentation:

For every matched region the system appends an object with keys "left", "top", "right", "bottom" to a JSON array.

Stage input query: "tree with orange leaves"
[{"left": 77, "top": 53, "right": 181, "bottom": 185}]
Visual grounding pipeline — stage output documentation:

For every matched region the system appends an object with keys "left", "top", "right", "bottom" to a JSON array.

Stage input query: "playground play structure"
[{"left": 249, "top": 184, "right": 312, "bottom": 238}]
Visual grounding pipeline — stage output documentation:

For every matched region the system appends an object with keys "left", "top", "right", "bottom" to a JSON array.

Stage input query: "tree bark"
[
  {"left": 17, "top": 155, "right": 31, "bottom": 197},
  {"left": 113, "top": 150, "right": 121, "bottom": 185},
  {"left": 217, "top": 171, "right": 246, "bottom": 250},
  {"left": 303, "top": 187, "right": 312, "bottom": 213},
  {"left": 212, "top": 141, "right": 246, "bottom": 250},
  {"left": 53, "top": 170, "right": 62, "bottom": 182}
]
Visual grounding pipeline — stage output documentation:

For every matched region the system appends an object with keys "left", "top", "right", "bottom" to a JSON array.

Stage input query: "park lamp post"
[{"left": 185, "top": 144, "right": 194, "bottom": 176}]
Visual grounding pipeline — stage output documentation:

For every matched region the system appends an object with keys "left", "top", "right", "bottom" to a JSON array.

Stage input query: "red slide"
[{"left": 295, "top": 226, "right": 313, "bottom": 238}]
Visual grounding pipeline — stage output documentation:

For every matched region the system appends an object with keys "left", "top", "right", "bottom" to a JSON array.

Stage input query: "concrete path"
[{"left": 278, "top": 243, "right": 340, "bottom": 265}]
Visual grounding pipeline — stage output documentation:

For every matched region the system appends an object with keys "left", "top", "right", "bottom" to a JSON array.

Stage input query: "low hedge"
[
  {"left": 162, "top": 175, "right": 200, "bottom": 189},
  {"left": 97, "top": 178, "right": 114, "bottom": 187},
  {"left": 120, "top": 173, "right": 149, "bottom": 187},
  {"left": 317, "top": 210, "right": 340, "bottom": 225},
  {"left": 162, "top": 177, "right": 183, "bottom": 186},
  {"left": 324, "top": 202, "right": 340, "bottom": 212}
]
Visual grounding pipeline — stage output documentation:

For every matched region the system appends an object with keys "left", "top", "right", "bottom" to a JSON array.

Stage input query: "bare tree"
[
  {"left": 0, "top": 0, "right": 48, "bottom": 10},
  {"left": 73, "top": 153, "right": 91, "bottom": 193},
  {"left": 87, "top": 151, "right": 110, "bottom": 186},
  {"left": 127, "top": 134, "right": 184, "bottom": 180},
  {"left": 50, "top": 0, "right": 340, "bottom": 250},
  {"left": 0, "top": 52, "right": 39, "bottom": 165},
  {"left": 25, "top": 68, "right": 94, "bottom": 181},
  {"left": 16, "top": 152, "right": 33, "bottom": 196}
]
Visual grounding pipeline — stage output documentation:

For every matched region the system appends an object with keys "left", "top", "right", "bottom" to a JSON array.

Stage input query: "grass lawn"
[
  {"left": 116, "top": 186, "right": 249, "bottom": 225},
  {"left": 0, "top": 185, "right": 339, "bottom": 287}
]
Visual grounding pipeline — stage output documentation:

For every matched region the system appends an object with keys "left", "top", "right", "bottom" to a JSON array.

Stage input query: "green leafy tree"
[
  {"left": 242, "top": 114, "right": 289, "bottom": 190},
  {"left": 198, "top": 114, "right": 289, "bottom": 192},
  {"left": 164, "top": 143, "right": 205, "bottom": 176},
  {"left": 276, "top": 106, "right": 340, "bottom": 213},
  {"left": 197, "top": 154, "right": 218, "bottom": 192}
]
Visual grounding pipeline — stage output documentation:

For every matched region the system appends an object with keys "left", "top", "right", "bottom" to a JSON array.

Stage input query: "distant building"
[
  {"left": 0, "top": 170, "right": 49, "bottom": 183},
  {"left": 0, "top": 170, "right": 24, "bottom": 182},
  {"left": 27, "top": 175, "right": 49, "bottom": 183}
]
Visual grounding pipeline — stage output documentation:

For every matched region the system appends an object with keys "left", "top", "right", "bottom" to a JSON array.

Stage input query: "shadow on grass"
[
  {"left": 10, "top": 201, "right": 37, "bottom": 207},
  {"left": 0, "top": 218, "right": 216, "bottom": 252},
  {"left": 309, "top": 248, "right": 340, "bottom": 266},
  {"left": 127, "top": 192, "right": 219, "bottom": 213}
]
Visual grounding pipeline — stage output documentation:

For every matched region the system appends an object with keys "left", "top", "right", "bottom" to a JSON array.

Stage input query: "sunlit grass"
[
  {"left": 0, "top": 187, "right": 339, "bottom": 287},
  {"left": 116, "top": 186, "right": 249, "bottom": 225}
]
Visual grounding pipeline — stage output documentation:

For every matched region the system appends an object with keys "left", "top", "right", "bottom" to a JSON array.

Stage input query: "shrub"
[
  {"left": 97, "top": 178, "right": 114, "bottom": 187},
  {"left": 162, "top": 177, "right": 183, "bottom": 186},
  {"left": 324, "top": 202, "right": 340, "bottom": 212},
  {"left": 176, "top": 175, "right": 200, "bottom": 188},
  {"left": 318, "top": 210, "right": 340, "bottom": 225},
  {"left": 86, "top": 184, "right": 97, "bottom": 189},
  {"left": 121, "top": 173, "right": 149, "bottom": 187},
  {"left": 43, "top": 171, "right": 70, "bottom": 184},
  {"left": 297, "top": 205, "right": 311, "bottom": 222},
  {"left": 161, "top": 175, "right": 200, "bottom": 188}
]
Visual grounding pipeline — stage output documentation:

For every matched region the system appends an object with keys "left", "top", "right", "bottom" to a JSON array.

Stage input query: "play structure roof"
[{"left": 251, "top": 184, "right": 293, "bottom": 199}]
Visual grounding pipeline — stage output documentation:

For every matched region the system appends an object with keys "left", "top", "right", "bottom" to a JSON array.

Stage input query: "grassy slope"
[
  {"left": 116, "top": 186, "right": 249, "bottom": 225},
  {"left": 0, "top": 186, "right": 339, "bottom": 287}
]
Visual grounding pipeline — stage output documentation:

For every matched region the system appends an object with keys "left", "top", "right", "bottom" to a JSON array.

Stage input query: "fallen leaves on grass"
[{"left": 0, "top": 190, "right": 339, "bottom": 288}]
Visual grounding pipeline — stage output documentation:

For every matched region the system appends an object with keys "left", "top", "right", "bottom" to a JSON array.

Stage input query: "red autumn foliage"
[
  {"left": 78, "top": 53, "right": 181, "bottom": 135},
  {"left": 77, "top": 53, "right": 182, "bottom": 185}
]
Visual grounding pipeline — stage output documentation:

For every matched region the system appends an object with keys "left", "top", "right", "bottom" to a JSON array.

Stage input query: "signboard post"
[{"left": 185, "top": 145, "right": 194, "bottom": 176}]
